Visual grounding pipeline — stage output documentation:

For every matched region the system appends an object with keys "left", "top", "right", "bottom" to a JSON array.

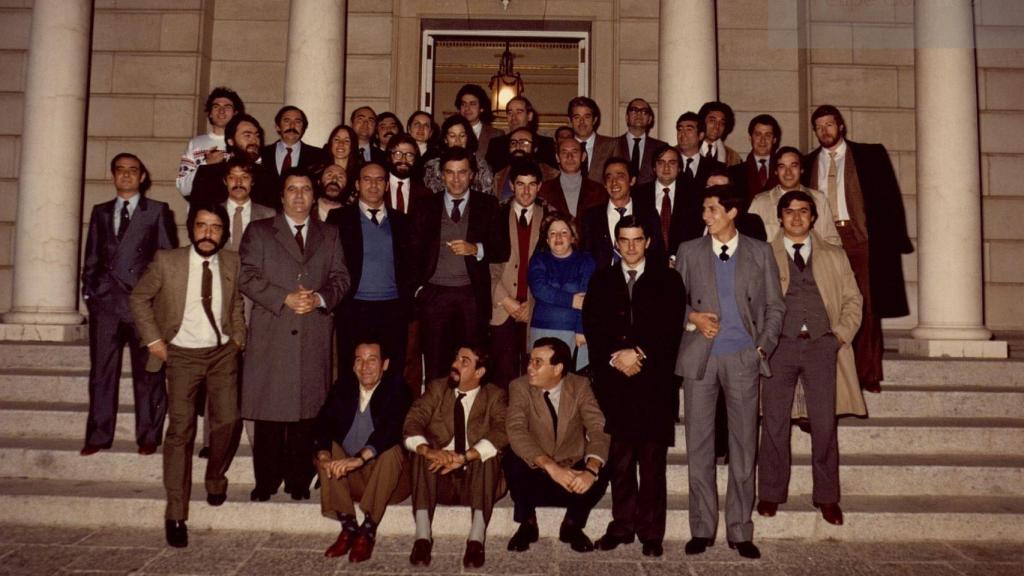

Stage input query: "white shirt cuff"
[
  {"left": 473, "top": 439, "right": 497, "bottom": 463},
  {"left": 404, "top": 435, "right": 428, "bottom": 453}
]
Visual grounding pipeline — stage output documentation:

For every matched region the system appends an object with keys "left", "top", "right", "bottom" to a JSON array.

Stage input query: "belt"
[{"left": 834, "top": 219, "right": 852, "bottom": 228}]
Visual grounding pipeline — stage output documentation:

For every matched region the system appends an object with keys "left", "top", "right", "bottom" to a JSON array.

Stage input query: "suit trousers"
[
  {"left": 605, "top": 438, "right": 669, "bottom": 543},
  {"left": 683, "top": 348, "right": 760, "bottom": 543},
  {"left": 838, "top": 226, "right": 883, "bottom": 385},
  {"left": 418, "top": 284, "right": 482, "bottom": 381},
  {"left": 253, "top": 418, "right": 316, "bottom": 497},
  {"left": 85, "top": 311, "right": 166, "bottom": 448},
  {"left": 503, "top": 452, "right": 608, "bottom": 528},
  {"left": 336, "top": 298, "right": 409, "bottom": 388},
  {"left": 489, "top": 317, "right": 528, "bottom": 390},
  {"left": 411, "top": 451, "right": 506, "bottom": 525},
  {"left": 404, "top": 320, "right": 424, "bottom": 397},
  {"left": 164, "top": 342, "right": 241, "bottom": 521},
  {"left": 759, "top": 336, "right": 840, "bottom": 504},
  {"left": 319, "top": 443, "right": 411, "bottom": 524}
]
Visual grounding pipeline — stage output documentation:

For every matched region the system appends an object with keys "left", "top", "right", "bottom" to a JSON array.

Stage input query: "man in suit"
[
  {"left": 582, "top": 216, "right": 685, "bottom": 557},
  {"left": 569, "top": 96, "right": 619, "bottom": 182},
  {"left": 674, "top": 185, "right": 785, "bottom": 559},
  {"left": 315, "top": 339, "right": 412, "bottom": 563},
  {"left": 677, "top": 112, "right": 725, "bottom": 203},
  {"left": 731, "top": 114, "right": 781, "bottom": 203},
  {"left": 489, "top": 160, "right": 546, "bottom": 389},
  {"left": 749, "top": 146, "right": 841, "bottom": 245},
  {"left": 326, "top": 162, "right": 412, "bottom": 392},
  {"left": 375, "top": 112, "right": 403, "bottom": 153},
  {"left": 633, "top": 146, "right": 694, "bottom": 259},
  {"left": 802, "top": 104, "right": 913, "bottom": 393},
  {"left": 351, "top": 106, "right": 388, "bottom": 165},
  {"left": 259, "top": 105, "right": 323, "bottom": 189},
  {"left": 193, "top": 113, "right": 280, "bottom": 211},
  {"left": 409, "top": 147, "right": 505, "bottom": 381},
  {"left": 384, "top": 134, "right": 431, "bottom": 215},
  {"left": 706, "top": 170, "right": 769, "bottom": 243},
  {"left": 239, "top": 167, "right": 351, "bottom": 502},
  {"left": 538, "top": 138, "right": 607, "bottom": 220},
  {"left": 485, "top": 96, "right": 557, "bottom": 172},
  {"left": 615, "top": 98, "right": 668, "bottom": 186},
  {"left": 403, "top": 346, "right": 508, "bottom": 568},
  {"left": 757, "top": 190, "right": 864, "bottom": 528},
  {"left": 505, "top": 338, "right": 610, "bottom": 553},
  {"left": 129, "top": 201, "right": 245, "bottom": 548},
  {"left": 698, "top": 101, "right": 743, "bottom": 167},
  {"left": 81, "top": 153, "right": 177, "bottom": 456},
  {"left": 579, "top": 157, "right": 664, "bottom": 268},
  {"left": 491, "top": 127, "right": 559, "bottom": 201},
  {"left": 176, "top": 86, "right": 244, "bottom": 198},
  {"left": 456, "top": 84, "right": 504, "bottom": 163}
]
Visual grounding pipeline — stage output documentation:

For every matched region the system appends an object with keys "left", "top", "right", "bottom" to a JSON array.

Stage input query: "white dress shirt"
[
  {"left": 606, "top": 199, "right": 634, "bottom": 245},
  {"left": 389, "top": 174, "right": 411, "bottom": 210},
  {"left": 170, "top": 249, "right": 226, "bottom": 348},
  {"left": 680, "top": 152, "right": 702, "bottom": 178},
  {"left": 816, "top": 139, "right": 850, "bottom": 220},
  {"left": 700, "top": 139, "right": 726, "bottom": 162},
  {"left": 113, "top": 193, "right": 140, "bottom": 236},
  {"left": 656, "top": 180, "right": 677, "bottom": 216},
  {"left": 226, "top": 198, "right": 253, "bottom": 234},
  {"left": 404, "top": 386, "right": 498, "bottom": 462},
  {"left": 358, "top": 382, "right": 379, "bottom": 412},
  {"left": 711, "top": 230, "right": 740, "bottom": 260},
  {"left": 275, "top": 140, "right": 303, "bottom": 174}
]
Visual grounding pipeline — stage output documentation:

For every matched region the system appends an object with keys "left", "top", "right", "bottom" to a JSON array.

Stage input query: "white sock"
[
  {"left": 415, "top": 509, "right": 432, "bottom": 540},
  {"left": 468, "top": 509, "right": 486, "bottom": 543}
]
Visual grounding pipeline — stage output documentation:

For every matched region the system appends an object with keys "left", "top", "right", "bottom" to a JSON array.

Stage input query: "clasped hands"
[
  {"left": 545, "top": 462, "right": 597, "bottom": 494},
  {"left": 610, "top": 347, "right": 644, "bottom": 377},
  {"left": 418, "top": 445, "right": 475, "bottom": 475},
  {"left": 502, "top": 297, "right": 531, "bottom": 323},
  {"left": 690, "top": 311, "right": 720, "bottom": 340},
  {"left": 285, "top": 284, "right": 319, "bottom": 315},
  {"left": 317, "top": 451, "right": 364, "bottom": 479}
]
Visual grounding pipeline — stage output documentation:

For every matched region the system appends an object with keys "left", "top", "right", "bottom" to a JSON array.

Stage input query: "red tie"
[
  {"left": 282, "top": 146, "right": 293, "bottom": 173},
  {"left": 396, "top": 181, "right": 405, "bottom": 213},
  {"left": 660, "top": 188, "right": 672, "bottom": 247},
  {"left": 758, "top": 159, "right": 768, "bottom": 188}
]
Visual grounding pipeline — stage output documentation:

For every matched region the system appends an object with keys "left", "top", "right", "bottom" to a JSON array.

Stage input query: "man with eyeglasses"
[
  {"left": 491, "top": 127, "right": 559, "bottom": 201},
  {"left": 615, "top": 98, "right": 668, "bottom": 187},
  {"left": 384, "top": 134, "right": 431, "bottom": 216}
]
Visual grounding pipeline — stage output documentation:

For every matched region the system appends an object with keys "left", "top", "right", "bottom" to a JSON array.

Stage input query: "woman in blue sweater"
[{"left": 528, "top": 212, "right": 596, "bottom": 371}]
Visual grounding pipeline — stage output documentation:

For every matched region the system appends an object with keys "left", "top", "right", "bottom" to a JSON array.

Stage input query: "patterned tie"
[
  {"left": 660, "top": 187, "right": 672, "bottom": 247},
  {"left": 369, "top": 208, "right": 380, "bottom": 225},
  {"left": 294, "top": 223, "right": 305, "bottom": 254},
  {"left": 451, "top": 198, "right": 463, "bottom": 223},
  {"left": 758, "top": 159, "right": 768, "bottom": 187},
  {"left": 630, "top": 137, "right": 641, "bottom": 176},
  {"left": 282, "top": 146, "right": 293, "bottom": 173},
  {"left": 230, "top": 205, "right": 243, "bottom": 251},
  {"left": 615, "top": 206, "right": 626, "bottom": 221},
  {"left": 827, "top": 151, "right": 839, "bottom": 218},
  {"left": 395, "top": 180, "right": 405, "bottom": 213},
  {"left": 201, "top": 260, "right": 222, "bottom": 344},
  {"left": 543, "top": 391, "right": 558, "bottom": 440},
  {"left": 454, "top": 392, "right": 467, "bottom": 454},
  {"left": 719, "top": 245, "right": 730, "bottom": 261},
  {"left": 793, "top": 243, "right": 806, "bottom": 271},
  {"left": 117, "top": 201, "right": 130, "bottom": 240}
]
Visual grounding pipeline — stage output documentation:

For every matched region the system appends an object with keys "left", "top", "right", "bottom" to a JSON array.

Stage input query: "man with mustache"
[
  {"left": 316, "top": 164, "right": 354, "bottom": 222},
  {"left": 485, "top": 96, "right": 557, "bottom": 173},
  {"left": 375, "top": 112, "right": 403, "bottom": 153},
  {"left": 260, "top": 105, "right": 325, "bottom": 189},
  {"left": 384, "top": 134, "right": 431, "bottom": 215},
  {"left": 491, "top": 127, "right": 558, "bottom": 202},
  {"left": 192, "top": 113, "right": 281, "bottom": 211},
  {"left": 130, "top": 201, "right": 246, "bottom": 548}
]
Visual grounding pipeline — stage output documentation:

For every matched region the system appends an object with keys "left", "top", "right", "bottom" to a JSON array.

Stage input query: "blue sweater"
[{"left": 528, "top": 249, "right": 596, "bottom": 333}]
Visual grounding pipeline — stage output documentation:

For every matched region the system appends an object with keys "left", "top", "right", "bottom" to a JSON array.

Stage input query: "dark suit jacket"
[
  {"left": 538, "top": 175, "right": 608, "bottom": 220},
  {"left": 314, "top": 372, "right": 411, "bottom": 455},
  {"left": 486, "top": 133, "right": 558, "bottom": 173},
  {"left": 193, "top": 160, "right": 281, "bottom": 212},
  {"left": 615, "top": 134, "right": 669, "bottom": 186},
  {"left": 259, "top": 140, "right": 325, "bottom": 182},
  {"left": 383, "top": 176, "right": 432, "bottom": 215},
  {"left": 634, "top": 180, "right": 689, "bottom": 258},
  {"left": 581, "top": 263, "right": 685, "bottom": 445},
  {"left": 584, "top": 134, "right": 619, "bottom": 182},
  {"left": 802, "top": 140, "right": 913, "bottom": 318},
  {"left": 403, "top": 378, "right": 508, "bottom": 452},
  {"left": 326, "top": 204, "right": 412, "bottom": 311},
  {"left": 578, "top": 200, "right": 666, "bottom": 269},
  {"left": 731, "top": 152, "right": 779, "bottom": 204},
  {"left": 82, "top": 196, "right": 177, "bottom": 320},
  {"left": 409, "top": 191, "right": 506, "bottom": 329},
  {"left": 476, "top": 124, "right": 505, "bottom": 165},
  {"left": 675, "top": 154, "right": 726, "bottom": 242}
]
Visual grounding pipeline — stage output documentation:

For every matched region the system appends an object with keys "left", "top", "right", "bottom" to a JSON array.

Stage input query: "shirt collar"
[
  {"left": 657, "top": 180, "right": 676, "bottom": 196},
  {"left": 784, "top": 234, "right": 812, "bottom": 259},
  {"left": 622, "top": 258, "right": 646, "bottom": 282},
  {"left": 607, "top": 199, "right": 633, "bottom": 215},
  {"left": 284, "top": 213, "right": 309, "bottom": 231},
  {"left": 359, "top": 381, "right": 379, "bottom": 410},
  {"left": 454, "top": 385, "right": 481, "bottom": 401},
  {"left": 711, "top": 231, "right": 739, "bottom": 258},
  {"left": 358, "top": 200, "right": 387, "bottom": 223},
  {"left": 277, "top": 140, "right": 301, "bottom": 153},
  {"left": 825, "top": 139, "right": 847, "bottom": 159},
  {"left": 118, "top": 193, "right": 140, "bottom": 210},
  {"left": 227, "top": 198, "right": 251, "bottom": 211},
  {"left": 189, "top": 245, "right": 218, "bottom": 265}
]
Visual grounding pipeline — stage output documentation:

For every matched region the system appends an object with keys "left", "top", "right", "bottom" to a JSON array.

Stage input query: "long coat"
[{"left": 239, "top": 213, "right": 350, "bottom": 421}]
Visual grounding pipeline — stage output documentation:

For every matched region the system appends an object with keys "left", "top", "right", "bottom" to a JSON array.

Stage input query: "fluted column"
[
  {"left": 285, "top": 0, "right": 346, "bottom": 146},
  {"left": 901, "top": 0, "right": 1005, "bottom": 358},
  {"left": 657, "top": 0, "right": 717, "bottom": 142},
  {"left": 1, "top": 0, "right": 93, "bottom": 339}
]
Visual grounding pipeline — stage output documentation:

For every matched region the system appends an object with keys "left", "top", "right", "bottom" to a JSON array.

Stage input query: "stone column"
[
  {"left": 900, "top": 0, "right": 1005, "bottom": 358},
  {"left": 1, "top": 0, "right": 93, "bottom": 340},
  {"left": 657, "top": 0, "right": 717, "bottom": 142},
  {"left": 285, "top": 0, "right": 346, "bottom": 146}
]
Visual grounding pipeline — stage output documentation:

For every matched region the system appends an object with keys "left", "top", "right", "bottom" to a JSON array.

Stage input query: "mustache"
[
  {"left": 230, "top": 186, "right": 248, "bottom": 192},
  {"left": 284, "top": 128, "right": 300, "bottom": 134}
]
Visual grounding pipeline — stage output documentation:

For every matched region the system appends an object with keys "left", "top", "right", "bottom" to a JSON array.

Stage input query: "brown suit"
[
  {"left": 403, "top": 378, "right": 509, "bottom": 523},
  {"left": 538, "top": 174, "right": 607, "bottom": 220}
]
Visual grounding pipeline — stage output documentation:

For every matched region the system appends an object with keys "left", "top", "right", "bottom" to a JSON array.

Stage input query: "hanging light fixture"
[{"left": 489, "top": 41, "right": 524, "bottom": 113}]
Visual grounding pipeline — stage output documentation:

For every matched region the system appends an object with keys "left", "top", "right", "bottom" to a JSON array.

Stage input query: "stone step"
[
  {"left": 1, "top": 478, "right": 1021, "bottom": 542},
  {"left": 2, "top": 370, "right": 1021, "bottom": 420},
  {"left": 2, "top": 401, "right": 1020, "bottom": 457},
  {"left": 2, "top": 438, "right": 1022, "bottom": 498}
]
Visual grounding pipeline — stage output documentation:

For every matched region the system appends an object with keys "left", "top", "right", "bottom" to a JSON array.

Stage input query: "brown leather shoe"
[
  {"left": 463, "top": 540, "right": 485, "bottom": 568},
  {"left": 816, "top": 502, "right": 844, "bottom": 525},
  {"left": 863, "top": 380, "right": 882, "bottom": 394},
  {"left": 756, "top": 500, "right": 779, "bottom": 517},
  {"left": 409, "top": 538, "right": 432, "bottom": 566},
  {"left": 80, "top": 444, "right": 106, "bottom": 456},
  {"left": 347, "top": 533, "right": 375, "bottom": 563},
  {"left": 324, "top": 529, "right": 355, "bottom": 558},
  {"left": 138, "top": 443, "right": 158, "bottom": 455}
]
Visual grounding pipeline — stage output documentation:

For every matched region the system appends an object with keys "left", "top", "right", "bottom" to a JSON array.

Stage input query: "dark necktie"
[
  {"left": 454, "top": 391, "right": 467, "bottom": 454},
  {"left": 793, "top": 243, "right": 806, "bottom": 271},
  {"left": 627, "top": 269, "right": 637, "bottom": 299},
  {"left": 580, "top": 141, "right": 589, "bottom": 176},
  {"left": 201, "top": 260, "right": 222, "bottom": 344},
  {"left": 117, "top": 201, "right": 130, "bottom": 240},
  {"left": 719, "top": 244, "right": 730, "bottom": 261},
  {"left": 369, "top": 208, "right": 380, "bottom": 225},
  {"left": 518, "top": 207, "right": 529, "bottom": 228},
  {"left": 543, "top": 391, "right": 558, "bottom": 440},
  {"left": 705, "top": 144, "right": 716, "bottom": 160},
  {"left": 395, "top": 181, "right": 405, "bottom": 213},
  {"left": 758, "top": 159, "right": 768, "bottom": 187},
  {"left": 684, "top": 158, "right": 694, "bottom": 182},
  {"left": 615, "top": 206, "right": 626, "bottom": 221},
  {"left": 630, "top": 137, "right": 641, "bottom": 176},
  {"left": 660, "top": 187, "right": 672, "bottom": 246},
  {"left": 360, "top": 147, "right": 368, "bottom": 162},
  {"left": 282, "top": 146, "right": 293, "bottom": 173},
  {"left": 451, "top": 198, "right": 463, "bottom": 223},
  {"left": 294, "top": 223, "right": 305, "bottom": 254}
]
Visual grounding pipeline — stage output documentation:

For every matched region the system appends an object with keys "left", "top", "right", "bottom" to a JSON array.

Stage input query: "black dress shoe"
[
  {"left": 165, "top": 520, "right": 188, "bottom": 548},
  {"left": 197, "top": 447, "right": 210, "bottom": 459},
  {"left": 207, "top": 492, "right": 226, "bottom": 507},
  {"left": 642, "top": 541, "right": 663, "bottom": 557},
  {"left": 507, "top": 521, "right": 539, "bottom": 552},
  {"left": 684, "top": 536, "right": 714, "bottom": 555},
  {"left": 594, "top": 532, "right": 634, "bottom": 551},
  {"left": 138, "top": 443, "right": 158, "bottom": 455},
  {"left": 409, "top": 538, "right": 432, "bottom": 566},
  {"left": 79, "top": 444, "right": 108, "bottom": 456},
  {"left": 289, "top": 488, "right": 310, "bottom": 500},
  {"left": 729, "top": 540, "right": 761, "bottom": 559},
  {"left": 463, "top": 540, "right": 485, "bottom": 568},
  {"left": 558, "top": 525, "right": 594, "bottom": 553},
  {"left": 249, "top": 488, "right": 272, "bottom": 502}
]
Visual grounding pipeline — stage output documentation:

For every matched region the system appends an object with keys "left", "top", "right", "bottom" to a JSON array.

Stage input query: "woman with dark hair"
[
  {"left": 528, "top": 212, "right": 596, "bottom": 371},
  {"left": 322, "top": 124, "right": 360, "bottom": 174},
  {"left": 421, "top": 114, "right": 494, "bottom": 195}
]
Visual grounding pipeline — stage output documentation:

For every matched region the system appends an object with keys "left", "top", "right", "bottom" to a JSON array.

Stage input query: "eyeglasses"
[
  {"left": 390, "top": 150, "right": 417, "bottom": 160},
  {"left": 627, "top": 107, "right": 651, "bottom": 114},
  {"left": 509, "top": 139, "right": 533, "bottom": 147}
]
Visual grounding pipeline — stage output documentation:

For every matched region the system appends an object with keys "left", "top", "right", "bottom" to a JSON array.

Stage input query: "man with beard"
[
  {"left": 375, "top": 112, "right": 403, "bottom": 153},
  {"left": 491, "top": 128, "right": 559, "bottom": 201},
  {"left": 316, "top": 164, "right": 353, "bottom": 221},
  {"left": 193, "top": 113, "right": 280, "bottom": 210},
  {"left": 130, "top": 201, "right": 246, "bottom": 548},
  {"left": 177, "top": 87, "right": 244, "bottom": 198},
  {"left": 486, "top": 96, "right": 557, "bottom": 172},
  {"left": 403, "top": 346, "right": 508, "bottom": 569},
  {"left": 384, "top": 134, "right": 431, "bottom": 215},
  {"left": 260, "top": 105, "right": 324, "bottom": 189}
]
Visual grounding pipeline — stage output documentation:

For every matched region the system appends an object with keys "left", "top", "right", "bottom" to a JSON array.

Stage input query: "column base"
[
  {"left": 0, "top": 310, "right": 87, "bottom": 342},
  {"left": 898, "top": 338, "right": 1008, "bottom": 359}
]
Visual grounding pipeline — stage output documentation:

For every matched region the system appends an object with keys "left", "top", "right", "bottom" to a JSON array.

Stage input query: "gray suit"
[{"left": 674, "top": 234, "right": 784, "bottom": 543}]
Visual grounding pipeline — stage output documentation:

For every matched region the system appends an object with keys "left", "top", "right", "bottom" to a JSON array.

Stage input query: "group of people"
[{"left": 79, "top": 82, "right": 912, "bottom": 565}]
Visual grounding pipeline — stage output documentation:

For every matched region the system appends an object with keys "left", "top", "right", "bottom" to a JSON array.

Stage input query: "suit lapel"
[
  {"left": 168, "top": 248, "right": 190, "bottom": 326},
  {"left": 273, "top": 214, "right": 305, "bottom": 262},
  {"left": 555, "top": 379, "right": 575, "bottom": 444},
  {"left": 734, "top": 235, "right": 753, "bottom": 312},
  {"left": 699, "top": 236, "right": 721, "bottom": 314},
  {"left": 440, "top": 386, "right": 456, "bottom": 443},
  {"left": 218, "top": 251, "right": 236, "bottom": 327},
  {"left": 466, "top": 386, "right": 487, "bottom": 443},
  {"left": 304, "top": 218, "right": 324, "bottom": 263}
]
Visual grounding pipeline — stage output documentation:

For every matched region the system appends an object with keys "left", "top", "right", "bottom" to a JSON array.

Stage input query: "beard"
[
  {"left": 446, "top": 369, "right": 461, "bottom": 388},
  {"left": 322, "top": 182, "right": 343, "bottom": 201},
  {"left": 391, "top": 161, "right": 412, "bottom": 178},
  {"left": 193, "top": 238, "right": 221, "bottom": 257}
]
